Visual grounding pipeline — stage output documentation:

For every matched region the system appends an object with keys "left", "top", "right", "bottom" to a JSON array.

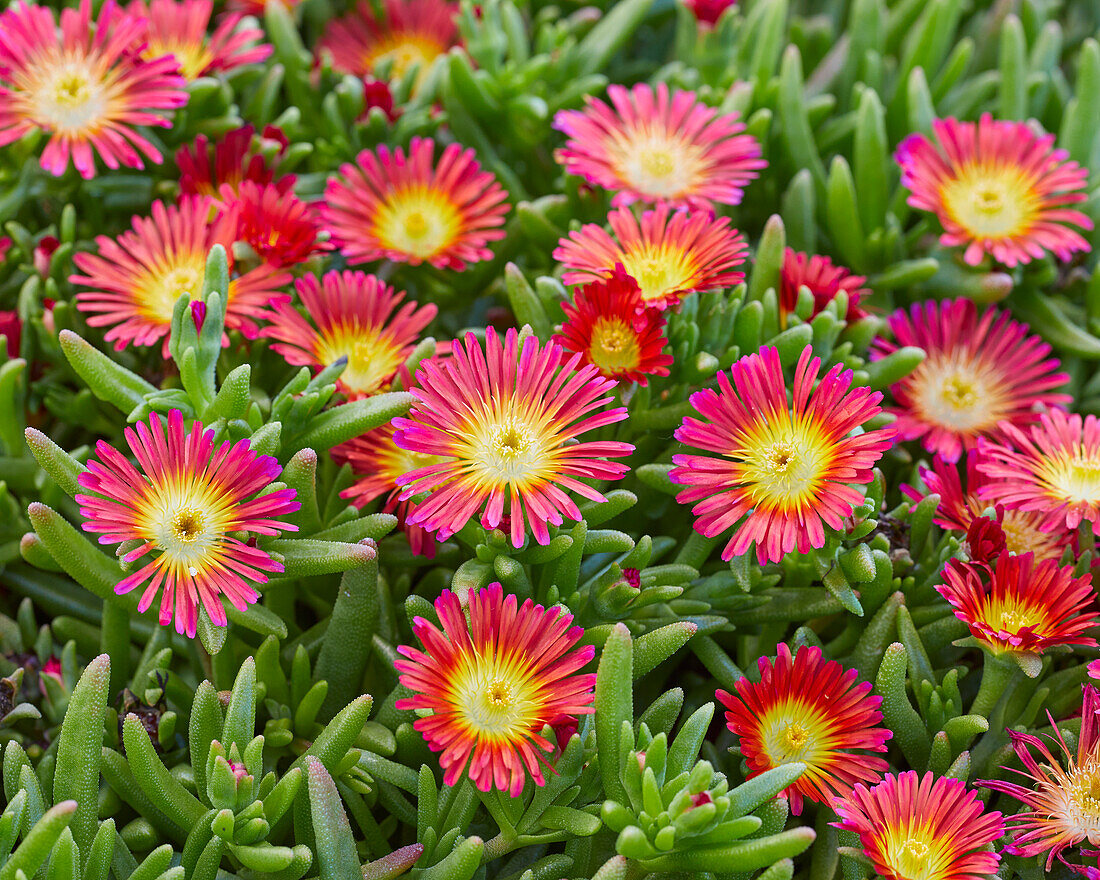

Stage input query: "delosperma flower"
[
  {"left": 0, "top": 0, "right": 188, "bottom": 179},
  {"left": 71, "top": 197, "right": 291, "bottom": 351},
  {"left": 896, "top": 113, "right": 1092, "bottom": 266},
  {"left": 779, "top": 249, "right": 869, "bottom": 322},
  {"left": 395, "top": 582, "right": 596, "bottom": 796},
  {"left": 872, "top": 298, "right": 1070, "bottom": 463},
  {"left": 553, "top": 267, "right": 673, "bottom": 385},
  {"left": 977, "top": 409, "right": 1100, "bottom": 534},
  {"left": 554, "top": 205, "right": 748, "bottom": 310},
  {"left": 553, "top": 82, "right": 765, "bottom": 209},
  {"left": 391, "top": 327, "right": 634, "bottom": 549},
  {"left": 902, "top": 452, "right": 1070, "bottom": 561},
  {"left": 176, "top": 125, "right": 292, "bottom": 200},
  {"left": 718, "top": 643, "right": 890, "bottom": 815},
  {"left": 316, "top": 0, "right": 457, "bottom": 87},
  {"left": 670, "top": 345, "right": 895, "bottom": 564},
  {"left": 76, "top": 410, "right": 299, "bottom": 637},
  {"left": 322, "top": 137, "right": 509, "bottom": 269},
  {"left": 833, "top": 772, "right": 1004, "bottom": 880},
  {"left": 129, "top": 0, "right": 272, "bottom": 81},
  {"left": 983, "top": 685, "right": 1100, "bottom": 870},
  {"left": 228, "top": 181, "right": 330, "bottom": 268},
  {"left": 263, "top": 270, "right": 436, "bottom": 399}
]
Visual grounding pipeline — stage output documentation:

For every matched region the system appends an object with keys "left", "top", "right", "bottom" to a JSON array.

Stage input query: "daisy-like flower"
[
  {"left": 263, "top": 270, "right": 436, "bottom": 399},
  {"left": 334, "top": 423, "right": 444, "bottom": 557},
  {"left": 392, "top": 327, "right": 634, "bottom": 549},
  {"left": 978, "top": 409, "right": 1100, "bottom": 534},
  {"left": 76, "top": 410, "right": 299, "bottom": 637},
  {"left": 896, "top": 113, "right": 1092, "bottom": 267},
  {"left": 670, "top": 345, "right": 895, "bottom": 564},
  {"left": 982, "top": 685, "right": 1100, "bottom": 870},
  {"left": 902, "top": 452, "right": 1070, "bottom": 561},
  {"left": 779, "top": 249, "right": 869, "bottom": 323},
  {"left": 71, "top": 197, "right": 292, "bottom": 351},
  {"left": 177, "top": 125, "right": 292, "bottom": 201},
  {"left": 553, "top": 82, "right": 765, "bottom": 209},
  {"left": 129, "top": 0, "right": 271, "bottom": 81},
  {"left": 717, "top": 643, "right": 890, "bottom": 815},
  {"left": 0, "top": 0, "right": 188, "bottom": 179},
  {"left": 833, "top": 772, "right": 1004, "bottom": 880},
  {"left": 554, "top": 205, "right": 747, "bottom": 310},
  {"left": 872, "top": 299, "right": 1069, "bottom": 463},
  {"left": 937, "top": 537, "right": 1097, "bottom": 655},
  {"left": 322, "top": 137, "right": 509, "bottom": 270},
  {"left": 228, "top": 181, "right": 329, "bottom": 268},
  {"left": 553, "top": 268, "right": 672, "bottom": 385},
  {"left": 316, "top": 0, "right": 457, "bottom": 86},
  {"left": 395, "top": 582, "right": 596, "bottom": 796}
]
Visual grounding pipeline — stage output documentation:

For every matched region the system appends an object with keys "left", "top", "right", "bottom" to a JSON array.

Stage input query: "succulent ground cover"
[{"left": 2, "top": 0, "right": 1100, "bottom": 878}]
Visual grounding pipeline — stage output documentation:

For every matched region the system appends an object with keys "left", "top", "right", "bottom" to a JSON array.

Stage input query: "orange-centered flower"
[
  {"left": 718, "top": 643, "right": 890, "bottom": 815},
  {"left": 395, "top": 583, "right": 596, "bottom": 796}
]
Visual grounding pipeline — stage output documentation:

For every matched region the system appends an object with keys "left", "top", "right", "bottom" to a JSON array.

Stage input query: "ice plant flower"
[
  {"left": 0, "top": 311, "right": 20, "bottom": 359},
  {"left": 228, "top": 181, "right": 330, "bottom": 268},
  {"left": 779, "top": 249, "right": 869, "bottom": 323},
  {"left": 901, "top": 452, "right": 1070, "bottom": 561},
  {"left": 554, "top": 205, "right": 748, "bottom": 310},
  {"left": 977, "top": 409, "right": 1100, "bottom": 534},
  {"left": 263, "top": 270, "right": 436, "bottom": 399},
  {"left": 316, "top": 0, "right": 457, "bottom": 87},
  {"left": 896, "top": 113, "right": 1092, "bottom": 266},
  {"left": 0, "top": 0, "right": 188, "bottom": 179},
  {"left": 553, "top": 82, "right": 765, "bottom": 209},
  {"left": 717, "top": 643, "right": 890, "bottom": 815},
  {"left": 683, "top": 0, "right": 736, "bottom": 26},
  {"left": 833, "top": 772, "right": 1004, "bottom": 880},
  {"left": 75, "top": 410, "right": 299, "bottom": 637},
  {"left": 177, "top": 126, "right": 292, "bottom": 200},
  {"left": 322, "top": 137, "right": 509, "bottom": 269},
  {"left": 937, "top": 535, "right": 1097, "bottom": 655},
  {"left": 129, "top": 0, "right": 272, "bottom": 81},
  {"left": 71, "top": 197, "right": 292, "bottom": 351},
  {"left": 553, "top": 268, "right": 673, "bottom": 385},
  {"left": 392, "top": 327, "right": 634, "bottom": 548},
  {"left": 334, "top": 423, "right": 444, "bottom": 557},
  {"left": 872, "top": 298, "right": 1069, "bottom": 462},
  {"left": 394, "top": 582, "right": 596, "bottom": 796},
  {"left": 982, "top": 685, "right": 1100, "bottom": 870},
  {"left": 670, "top": 346, "right": 895, "bottom": 564}
]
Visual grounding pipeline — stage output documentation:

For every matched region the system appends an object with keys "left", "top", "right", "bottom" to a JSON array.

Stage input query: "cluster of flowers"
[{"left": 4, "top": 0, "right": 1100, "bottom": 877}]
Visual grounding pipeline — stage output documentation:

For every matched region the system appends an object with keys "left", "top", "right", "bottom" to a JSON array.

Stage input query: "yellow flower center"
[
  {"left": 317, "top": 325, "right": 404, "bottom": 397},
  {"left": 451, "top": 653, "right": 542, "bottom": 739},
  {"left": 171, "top": 507, "right": 207, "bottom": 543},
  {"left": 621, "top": 247, "right": 697, "bottom": 305},
  {"left": 613, "top": 129, "right": 702, "bottom": 199},
  {"left": 137, "top": 480, "right": 233, "bottom": 576},
  {"left": 364, "top": 35, "right": 445, "bottom": 88},
  {"left": 759, "top": 704, "right": 824, "bottom": 766},
  {"left": 911, "top": 353, "right": 1008, "bottom": 434},
  {"left": 458, "top": 404, "right": 559, "bottom": 492},
  {"left": 640, "top": 150, "right": 675, "bottom": 180},
  {"left": 589, "top": 316, "right": 641, "bottom": 374},
  {"left": 1040, "top": 450, "right": 1100, "bottom": 505},
  {"left": 373, "top": 186, "right": 462, "bottom": 261},
  {"left": 31, "top": 61, "right": 109, "bottom": 133},
  {"left": 982, "top": 594, "right": 1047, "bottom": 648},
  {"left": 136, "top": 255, "right": 208, "bottom": 323},
  {"left": 941, "top": 164, "right": 1037, "bottom": 238},
  {"left": 738, "top": 420, "right": 831, "bottom": 512},
  {"left": 146, "top": 39, "right": 214, "bottom": 81}
]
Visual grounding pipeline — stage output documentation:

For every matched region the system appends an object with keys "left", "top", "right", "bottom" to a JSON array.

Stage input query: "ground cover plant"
[{"left": 2, "top": 0, "right": 1100, "bottom": 877}]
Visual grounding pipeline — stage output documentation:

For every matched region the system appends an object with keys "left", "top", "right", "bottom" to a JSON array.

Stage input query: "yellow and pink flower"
[
  {"left": 902, "top": 452, "right": 1070, "bottom": 561},
  {"left": 872, "top": 298, "right": 1069, "bottom": 462},
  {"left": 76, "top": 410, "right": 299, "bottom": 637},
  {"left": 129, "top": 0, "right": 271, "bottom": 81},
  {"left": 322, "top": 137, "right": 509, "bottom": 269},
  {"left": 228, "top": 180, "right": 330, "bottom": 268},
  {"left": 833, "top": 771, "right": 1004, "bottom": 880},
  {"left": 263, "top": 270, "right": 436, "bottom": 399},
  {"left": 670, "top": 345, "right": 895, "bottom": 564},
  {"left": 718, "top": 643, "right": 890, "bottom": 815},
  {"left": 779, "top": 249, "right": 869, "bottom": 323},
  {"left": 554, "top": 82, "right": 765, "bottom": 209},
  {"left": 553, "top": 267, "right": 672, "bottom": 385},
  {"left": 554, "top": 205, "right": 747, "bottom": 310},
  {"left": 977, "top": 409, "right": 1100, "bottom": 534},
  {"left": 395, "top": 582, "right": 596, "bottom": 796},
  {"left": 896, "top": 114, "right": 1092, "bottom": 266},
  {"left": 316, "top": 0, "right": 457, "bottom": 86},
  {"left": 71, "top": 196, "right": 291, "bottom": 352},
  {"left": 0, "top": 0, "right": 188, "bottom": 179},
  {"left": 392, "top": 327, "right": 634, "bottom": 549},
  {"left": 982, "top": 684, "right": 1100, "bottom": 870}
]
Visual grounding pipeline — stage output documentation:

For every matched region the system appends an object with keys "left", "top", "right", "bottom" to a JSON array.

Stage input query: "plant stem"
[{"left": 970, "top": 653, "right": 1015, "bottom": 718}]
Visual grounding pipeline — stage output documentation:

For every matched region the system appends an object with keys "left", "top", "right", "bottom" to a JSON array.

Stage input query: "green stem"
[
  {"left": 970, "top": 653, "right": 1016, "bottom": 719},
  {"left": 480, "top": 831, "right": 517, "bottom": 863},
  {"left": 100, "top": 601, "right": 130, "bottom": 699}
]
